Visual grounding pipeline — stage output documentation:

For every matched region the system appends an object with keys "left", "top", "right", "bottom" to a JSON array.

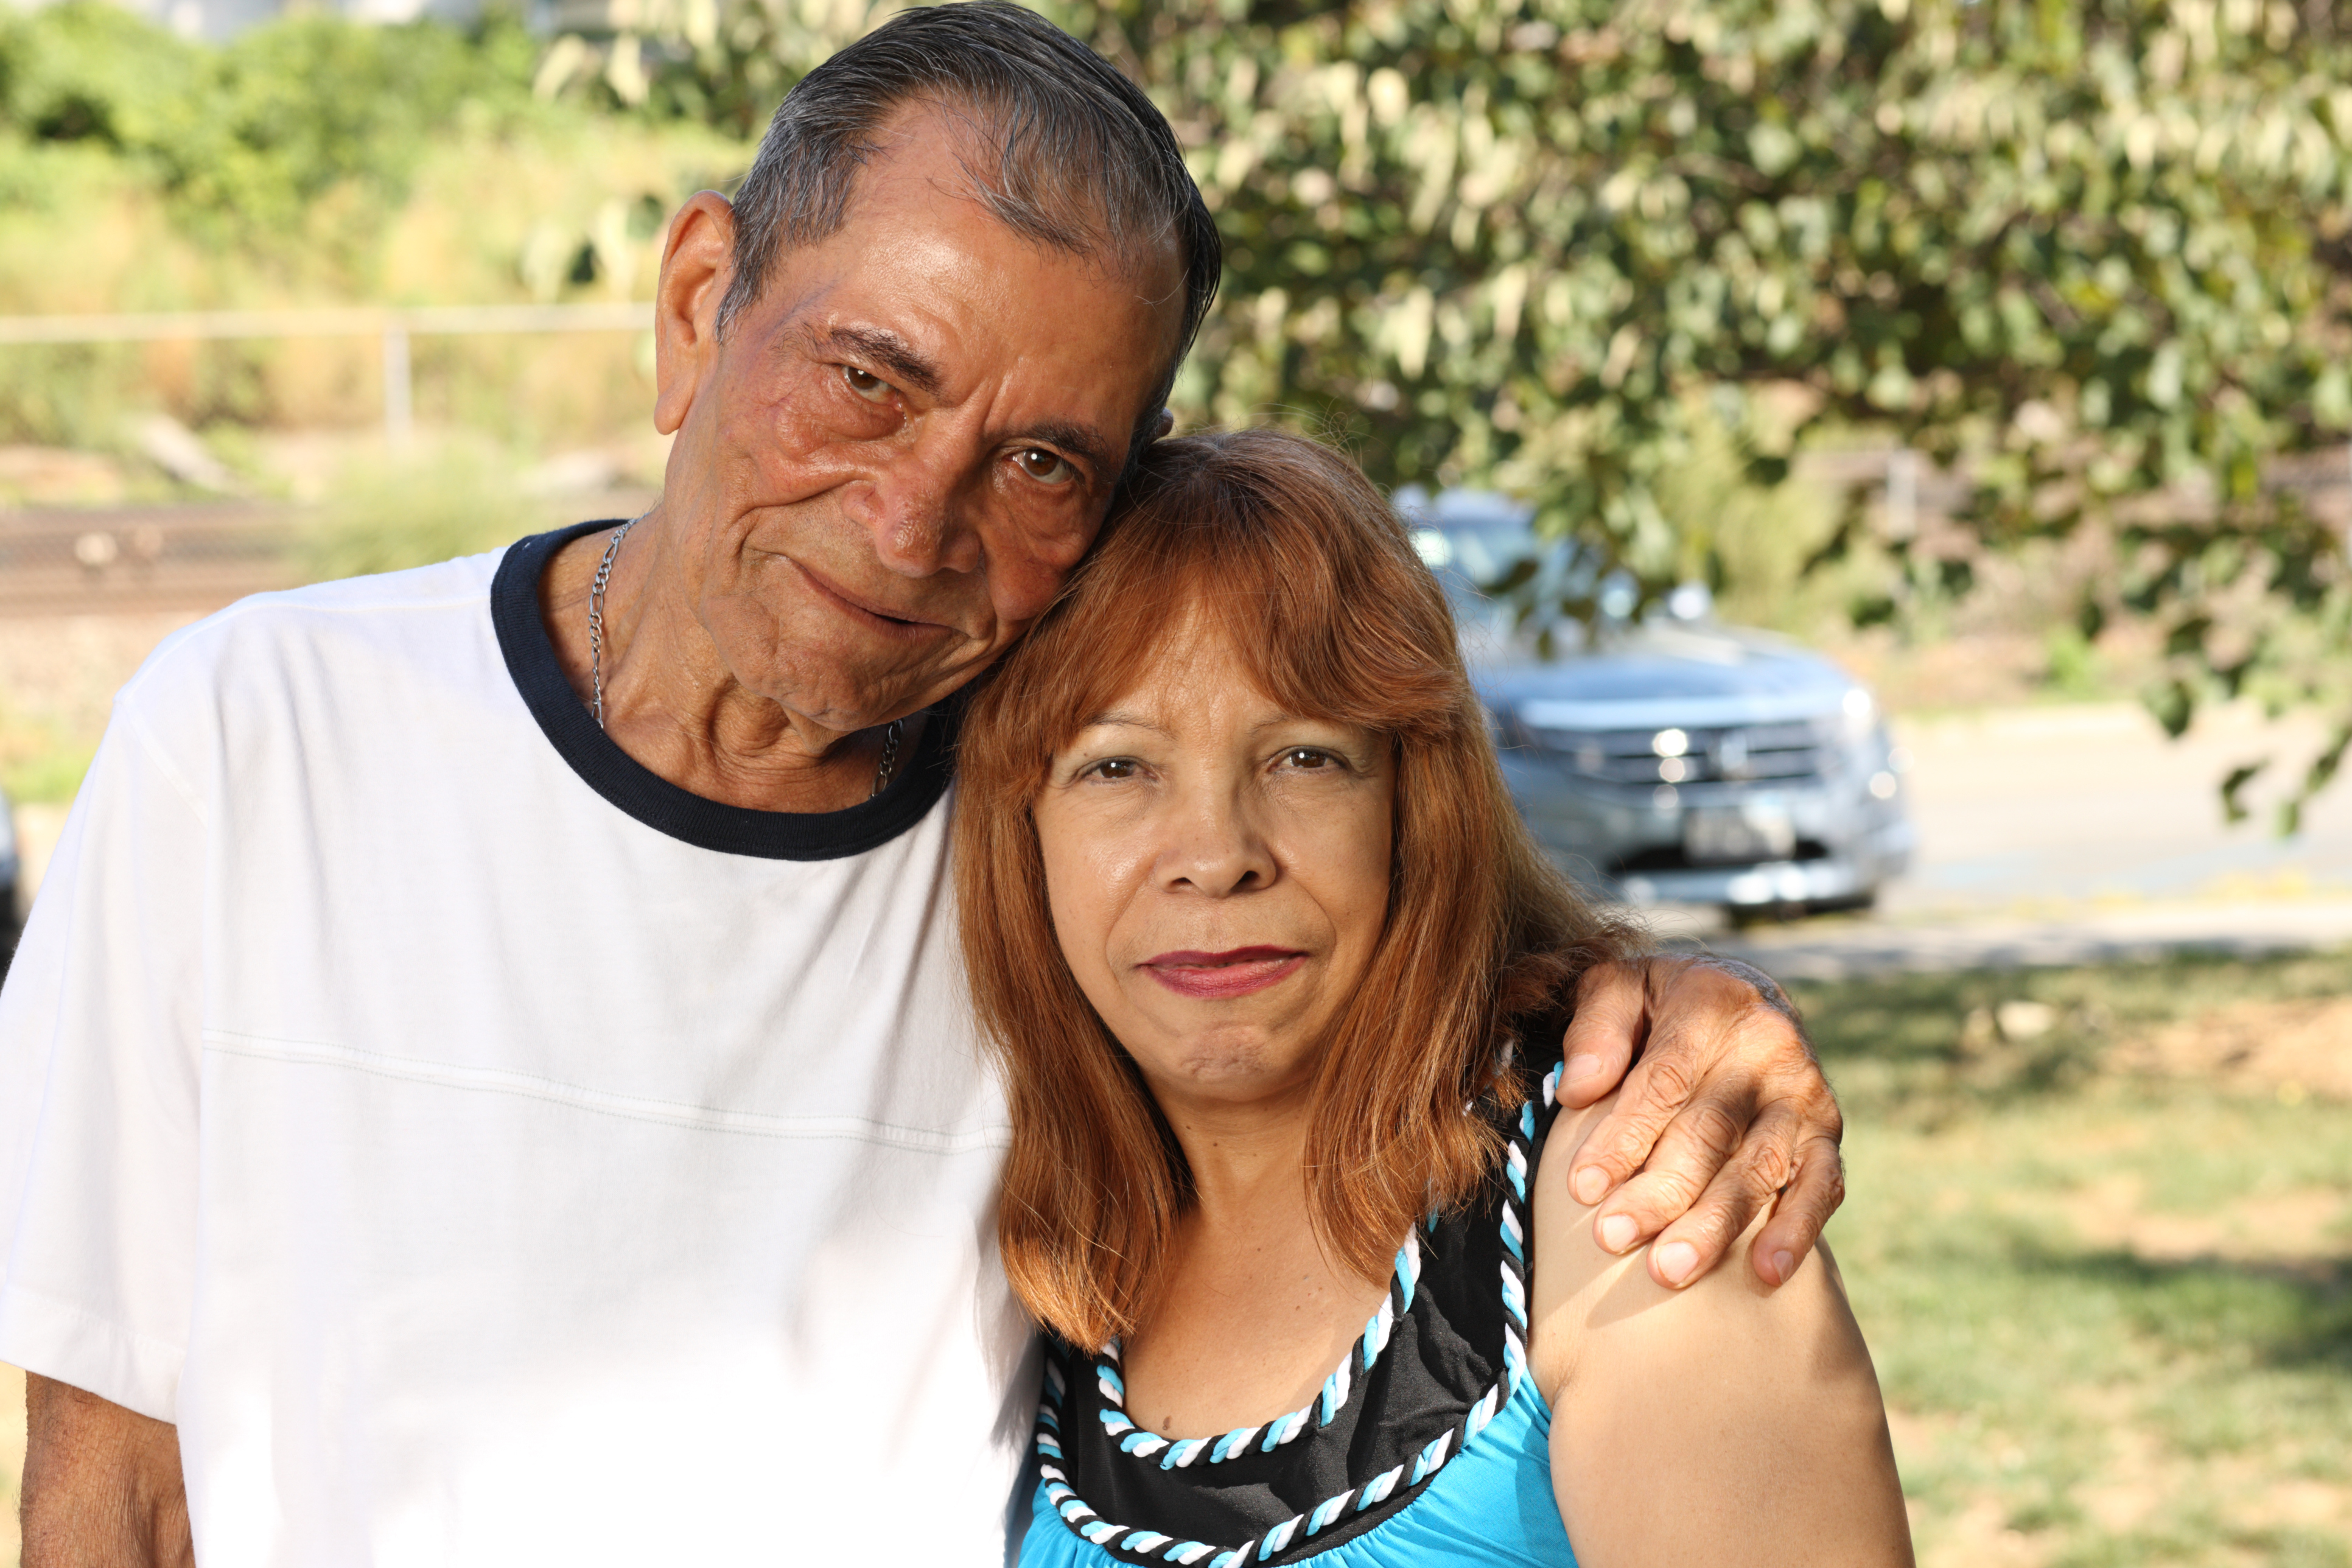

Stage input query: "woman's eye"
[
  {"left": 843, "top": 365, "right": 894, "bottom": 404},
  {"left": 1015, "top": 448, "right": 1077, "bottom": 486},
  {"left": 1280, "top": 747, "right": 1335, "bottom": 771},
  {"left": 1084, "top": 758, "right": 1139, "bottom": 782}
]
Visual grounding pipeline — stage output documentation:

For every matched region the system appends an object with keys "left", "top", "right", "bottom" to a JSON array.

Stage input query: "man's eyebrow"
[
  {"left": 819, "top": 326, "right": 945, "bottom": 399},
  {"left": 1018, "top": 419, "right": 1118, "bottom": 481}
]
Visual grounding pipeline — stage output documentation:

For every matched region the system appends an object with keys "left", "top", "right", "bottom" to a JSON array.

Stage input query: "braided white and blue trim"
[
  {"left": 1036, "top": 1062, "right": 1561, "bottom": 1565},
  {"left": 1093, "top": 1228, "right": 1424, "bottom": 1472}
]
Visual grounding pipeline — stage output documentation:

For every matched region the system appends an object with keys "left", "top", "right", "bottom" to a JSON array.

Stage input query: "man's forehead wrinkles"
[{"left": 819, "top": 323, "right": 947, "bottom": 399}]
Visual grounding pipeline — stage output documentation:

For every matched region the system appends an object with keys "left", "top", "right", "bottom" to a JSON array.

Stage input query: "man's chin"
[{"left": 733, "top": 665, "right": 972, "bottom": 737}]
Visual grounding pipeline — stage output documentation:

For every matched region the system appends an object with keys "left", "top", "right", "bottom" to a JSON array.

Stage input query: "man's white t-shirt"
[{"left": 0, "top": 522, "right": 1037, "bottom": 1564}]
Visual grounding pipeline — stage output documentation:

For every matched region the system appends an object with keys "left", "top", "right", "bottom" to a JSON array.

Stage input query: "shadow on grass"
[
  {"left": 1788, "top": 947, "right": 2352, "bottom": 1122},
  {"left": 2012, "top": 1241, "right": 2352, "bottom": 1373}
]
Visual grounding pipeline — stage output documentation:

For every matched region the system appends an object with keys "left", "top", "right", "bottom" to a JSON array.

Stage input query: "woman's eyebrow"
[{"left": 1079, "top": 709, "right": 1167, "bottom": 735}]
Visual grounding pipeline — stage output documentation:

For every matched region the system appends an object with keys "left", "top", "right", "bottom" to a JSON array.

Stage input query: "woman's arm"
[{"left": 1528, "top": 1094, "right": 1913, "bottom": 1567}]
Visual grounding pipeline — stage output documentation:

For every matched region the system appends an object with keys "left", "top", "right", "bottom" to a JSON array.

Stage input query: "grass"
[
  {"left": 290, "top": 440, "right": 562, "bottom": 584},
  {"left": 1803, "top": 951, "right": 2352, "bottom": 1567},
  {"left": 0, "top": 708, "right": 96, "bottom": 805}
]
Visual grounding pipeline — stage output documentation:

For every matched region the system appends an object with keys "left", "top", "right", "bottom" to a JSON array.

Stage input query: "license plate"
[{"left": 1682, "top": 803, "right": 1796, "bottom": 865}]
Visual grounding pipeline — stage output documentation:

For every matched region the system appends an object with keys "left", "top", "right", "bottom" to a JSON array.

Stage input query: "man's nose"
[
  {"left": 855, "top": 426, "right": 985, "bottom": 578},
  {"left": 1157, "top": 782, "right": 1277, "bottom": 897}
]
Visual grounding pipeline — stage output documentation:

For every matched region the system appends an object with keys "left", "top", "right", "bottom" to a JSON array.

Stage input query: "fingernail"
[
  {"left": 1656, "top": 1241, "right": 1698, "bottom": 1286},
  {"left": 1572, "top": 1166, "right": 1609, "bottom": 1206},
  {"left": 1771, "top": 1250, "right": 1796, "bottom": 1284},
  {"left": 1565, "top": 1053, "right": 1605, "bottom": 1083},
  {"left": 1598, "top": 1214, "right": 1638, "bottom": 1253}
]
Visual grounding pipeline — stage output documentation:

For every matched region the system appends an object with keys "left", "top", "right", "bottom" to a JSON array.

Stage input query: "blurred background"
[{"left": 0, "top": 0, "right": 2348, "bottom": 1561}]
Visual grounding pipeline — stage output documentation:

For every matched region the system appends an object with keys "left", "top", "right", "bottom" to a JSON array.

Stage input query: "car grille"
[{"left": 1516, "top": 718, "right": 1832, "bottom": 786}]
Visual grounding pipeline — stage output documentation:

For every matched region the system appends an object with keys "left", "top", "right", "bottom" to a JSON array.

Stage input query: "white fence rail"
[{"left": 0, "top": 301, "right": 656, "bottom": 447}]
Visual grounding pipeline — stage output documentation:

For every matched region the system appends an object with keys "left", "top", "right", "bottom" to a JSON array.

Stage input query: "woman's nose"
[{"left": 1155, "top": 782, "right": 1276, "bottom": 897}]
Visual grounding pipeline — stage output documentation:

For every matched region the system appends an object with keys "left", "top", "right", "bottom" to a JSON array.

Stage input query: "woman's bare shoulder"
[
  {"left": 1527, "top": 1089, "right": 1839, "bottom": 1399},
  {"left": 1525, "top": 1092, "right": 1913, "bottom": 1566}
]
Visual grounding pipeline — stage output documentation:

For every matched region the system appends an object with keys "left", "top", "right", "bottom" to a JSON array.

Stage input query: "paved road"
[
  {"left": 1881, "top": 702, "right": 2352, "bottom": 912},
  {"left": 1657, "top": 701, "right": 2352, "bottom": 978}
]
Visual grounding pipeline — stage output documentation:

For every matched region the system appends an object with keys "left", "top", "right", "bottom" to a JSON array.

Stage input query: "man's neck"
[{"left": 538, "top": 513, "right": 909, "bottom": 815}]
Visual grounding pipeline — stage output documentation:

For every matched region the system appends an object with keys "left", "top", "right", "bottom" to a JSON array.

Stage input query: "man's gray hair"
[{"left": 718, "top": 1, "right": 1221, "bottom": 460}]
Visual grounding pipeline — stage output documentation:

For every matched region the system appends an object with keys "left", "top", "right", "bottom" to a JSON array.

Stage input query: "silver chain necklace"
[
  {"left": 588, "top": 519, "right": 906, "bottom": 799},
  {"left": 586, "top": 517, "right": 636, "bottom": 732}
]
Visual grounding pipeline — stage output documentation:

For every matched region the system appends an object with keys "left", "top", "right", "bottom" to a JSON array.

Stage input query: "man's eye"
[
  {"left": 843, "top": 365, "right": 894, "bottom": 404},
  {"left": 1015, "top": 448, "right": 1078, "bottom": 486}
]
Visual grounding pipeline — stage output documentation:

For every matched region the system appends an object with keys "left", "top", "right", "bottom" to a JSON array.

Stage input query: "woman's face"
[{"left": 1032, "top": 617, "right": 1395, "bottom": 1115}]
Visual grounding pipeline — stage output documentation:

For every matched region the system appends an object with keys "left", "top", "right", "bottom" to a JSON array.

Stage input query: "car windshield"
[
  {"left": 1412, "top": 519, "right": 1538, "bottom": 605},
  {"left": 1409, "top": 514, "right": 1584, "bottom": 629}
]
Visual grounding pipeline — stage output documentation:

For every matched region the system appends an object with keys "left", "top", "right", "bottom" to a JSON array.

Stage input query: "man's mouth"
[
  {"left": 1141, "top": 947, "right": 1308, "bottom": 1000},
  {"left": 791, "top": 558, "right": 953, "bottom": 640}
]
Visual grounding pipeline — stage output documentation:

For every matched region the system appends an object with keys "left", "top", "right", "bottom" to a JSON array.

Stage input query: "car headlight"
[{"left": 1840, "top": 686, "right": 1877, "bottom": 739}]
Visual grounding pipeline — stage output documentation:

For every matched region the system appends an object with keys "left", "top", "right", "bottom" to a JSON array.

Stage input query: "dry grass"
[
  {"left": 1805, "top": 952, "right": 2352, "bottom": 1568},
  {"left": 0, "top": 116, "right": 749, "bottom": 451}
]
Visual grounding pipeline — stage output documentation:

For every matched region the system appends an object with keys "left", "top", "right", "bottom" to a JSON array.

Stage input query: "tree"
[{"left": 563, "top": 0, "right": 2352, "bottom": 821}]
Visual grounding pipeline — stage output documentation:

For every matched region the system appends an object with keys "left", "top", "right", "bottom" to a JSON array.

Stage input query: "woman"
[{"left": 956, "top": 430, "right": 1911, "bottom": 1566}]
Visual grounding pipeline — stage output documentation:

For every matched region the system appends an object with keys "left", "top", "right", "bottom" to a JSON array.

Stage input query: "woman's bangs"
[{"left": 1019, "top": 537, "right": 1231, "bottom": 772}]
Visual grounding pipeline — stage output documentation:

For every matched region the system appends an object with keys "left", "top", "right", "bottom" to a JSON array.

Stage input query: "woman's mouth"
[{"left": 1141, "top": 947, "right": 1307, "bottom": 1000}]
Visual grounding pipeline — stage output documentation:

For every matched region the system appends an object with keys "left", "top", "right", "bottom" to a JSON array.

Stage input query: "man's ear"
[
  {"left": 1152, "top": 408, "right": 1175, "bottom": 440},
  {"left": 652, "top": 191, "right": 738, "bottom": 436}
]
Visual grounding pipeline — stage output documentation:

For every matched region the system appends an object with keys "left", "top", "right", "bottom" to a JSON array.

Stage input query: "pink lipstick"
[{"left": 1141, "top": 947, "right": 1306, "bottom": 999}]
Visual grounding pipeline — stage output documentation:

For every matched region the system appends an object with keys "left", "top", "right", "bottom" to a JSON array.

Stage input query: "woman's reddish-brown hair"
[{"left": 954, "top": 428, "right": 1634, "bottom": 1352}]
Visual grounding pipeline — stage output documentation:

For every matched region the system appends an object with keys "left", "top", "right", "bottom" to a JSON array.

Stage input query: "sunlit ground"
[{"left": 1811, "top": 953, "right": 2352, "bottom": 1568}]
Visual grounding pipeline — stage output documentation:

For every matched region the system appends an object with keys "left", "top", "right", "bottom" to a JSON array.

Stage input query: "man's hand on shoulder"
[
  {"left": 22, "top": 1374, "right": 194, "bottom": 1568},
  {"left": 1555, "top": 954, "right": 1843, "bottom": 1291}
]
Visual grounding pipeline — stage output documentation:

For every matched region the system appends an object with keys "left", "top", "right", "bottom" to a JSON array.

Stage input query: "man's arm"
[
  {"left": 1559, "top": 954, "right": 1842, "bottom": 1289},
  {"left": 21, "top": 1375, "right": 193, "bottom": 1568}
]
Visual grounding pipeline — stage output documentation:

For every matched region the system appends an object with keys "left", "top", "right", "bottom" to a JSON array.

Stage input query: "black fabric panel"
[
  {"left": 490, "top": 520, "right": 958, "bottom": 861},
  {"left": 1049, "top": 1222, "right": 1499, "bottom": 1559},
  {"left": 1043, "top": 1017, "right": 1574, "bottom": 1564}
]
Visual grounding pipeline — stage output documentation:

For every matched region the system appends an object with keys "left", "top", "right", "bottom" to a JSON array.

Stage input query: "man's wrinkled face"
[{"left": 657, "top": 107, "right": 1187, "bottom": 737}]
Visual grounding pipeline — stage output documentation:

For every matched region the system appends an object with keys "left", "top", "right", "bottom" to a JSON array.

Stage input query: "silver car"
[{"left": 1405, "top": 491, "right": 1915, "bottom": 918}]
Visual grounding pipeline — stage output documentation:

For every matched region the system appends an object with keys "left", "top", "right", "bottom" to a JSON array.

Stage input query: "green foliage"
[
  {"left": 590, "top": 0, "right": 2352, "bottom": 810},
  {"left": 0, "top": 2, "right": 542, "bottom": 254},
  {"left": 2042, "top": 623, "right": 2106, "bottom": 700},
  {"left": 294, "top": 445, "right": 555, "bottom": 584}
]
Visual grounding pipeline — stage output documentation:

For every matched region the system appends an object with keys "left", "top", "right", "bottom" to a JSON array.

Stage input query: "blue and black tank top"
[{"left": 1017, "top": 1059, "right": 1581, "bottom": 1567}]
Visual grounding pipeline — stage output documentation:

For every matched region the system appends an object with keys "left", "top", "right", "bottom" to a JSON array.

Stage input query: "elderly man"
[{"left": 1, "top": 5, "right": 1843, "bottom": 1563}]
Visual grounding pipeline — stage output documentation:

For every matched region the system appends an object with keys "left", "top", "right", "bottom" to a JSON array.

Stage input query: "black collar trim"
[
  {"left": 491, "top": 519, "right": 957, "bottom": 862},
  {"left": 1034, "top": 1051, "right": 1568, "bottom": 1564}
]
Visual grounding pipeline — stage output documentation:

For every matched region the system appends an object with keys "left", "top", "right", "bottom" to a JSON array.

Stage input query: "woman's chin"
[{"left": 1129, "top": 1030, "right": 1320, "bottom": 1109}]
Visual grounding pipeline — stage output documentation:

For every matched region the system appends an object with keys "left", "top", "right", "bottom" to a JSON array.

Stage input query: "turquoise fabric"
[{"left": 1017, "top": 1373, "right": 1578, "bottom": 1567}]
